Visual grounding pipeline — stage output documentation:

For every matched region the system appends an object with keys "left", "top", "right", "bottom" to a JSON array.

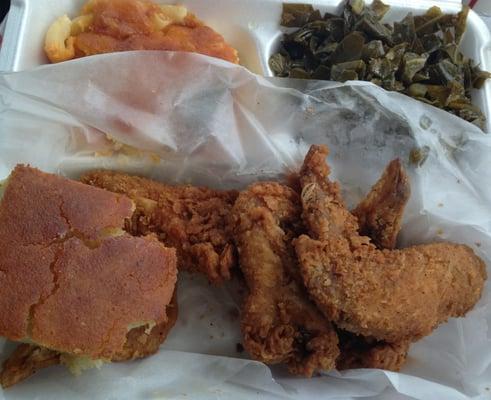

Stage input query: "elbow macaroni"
[
  {"left": 44, "top": 2, "right": 189, "bottom": 63},
  {"left": 44, "top": 15, "right": 76, "bottom": 63}
]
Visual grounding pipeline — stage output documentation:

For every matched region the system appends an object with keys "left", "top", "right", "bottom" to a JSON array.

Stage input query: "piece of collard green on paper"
[{"left": 270, "top": 0, "right": 491, "bottom": 129}]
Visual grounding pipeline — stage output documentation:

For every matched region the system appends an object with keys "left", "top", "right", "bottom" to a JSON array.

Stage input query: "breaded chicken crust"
[
  {"left": 0, "top": 345, "right": 60, "bottom": 389},
  {"left": 295, "top": 145, "right": 486, "bottom": 343},
  {"left": 353, "top": 159, "right": 410, "bottom": 250},
  {"left": 337, "top": 159, "right": 412, "bottom": 371},
  {"left": 231, "top": 158, "right": 412, "bottom": 372},
  {"left": 231, "top": 182, "right": 339, "bottom": 376},
  {"left": 81, "top": 170, "right": 237, "bottom": 284},
  {"left": 336, "top": 330, "right": 410, "bottom": 371}
]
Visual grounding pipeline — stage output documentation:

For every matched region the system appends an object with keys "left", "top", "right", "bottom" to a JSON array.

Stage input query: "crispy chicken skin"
[
  {"left": 0, "top": 165, "right": 178, "bottom": 387},
  {"left": 45, "top": 0, "right": 239, "bottom": 64},
  {"left": 338, "top": 160, "right": 411, "bottom": 371},
  {"left": 230, "top": 183, "right": 339, "bottom": 376},
  {"left": 336, "top": 331, "right": 410, "bottom": 371},
  {"left": 81, "top": 170, "right": 237, "bottom": 284},
  {"left": 289, "top": 158, "right": 410, "bottom": 251},
  {"left": 230, "top": 158, "right": 412, "bottom": 372},
  {"left": 294, "top": 145, "right": 486, "bottom": 343},
  {"left": 353, "top": 159, "right": 410, "bottom": 250},
  {"left": 0, "top": 345, "right": 60, "bottom": 389}
]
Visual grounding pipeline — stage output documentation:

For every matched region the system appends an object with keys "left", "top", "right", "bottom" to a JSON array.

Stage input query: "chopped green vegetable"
[
  {"left": 368, "top": 57, "right": 392, "bottom": 79},
  {"left": 281, "top": 4, "right": 316, "bottom": 27},
  {"left": 289, "top": 68, "right": 310, "bottom": 79},
  {"left": 455, "top": 6, "right": 469, "bottom": 45},
  {"left": 420, "top": 33, "right": 442, "bottom": 54},
  {"left": 270, "top": 1, "right": 491, "bottom": 129},
  {"left": 362, "top": 40, "right": 385, "bottom": 59},
  {"left": 269, "top": 53, "right": 290, "bottom": 77},
  {"left": 312, "top": 65, "right": 331, "bottom": 80},
  {"left": 408, "top": 83, "right": 427, "bottom": 98},
  {"left": 331, "top": 32, "right": 365, "bottom": 63},
  {"left": 410, "top": 146, "right": 430, "bottom": 166},
  {"left": 402, "top": 52, "right": 428, "bottom": 84},
  {"left": 371, "top": 0, "right": 390, "bottom": 20},
  {"left": 331, "top": 60, "right": 366, "bottom": 82},
  {"left": 385, "top": 43, "right": 406, "bottom": 71},
  {"left": 472, "top": 67, "right": 491, "bottom": 89},
  {"left": 430, "top": 59, "right": 461, "bottom": 85},
  {"left": 355, "top": 12, "right": 393, "bottom": 43},
  {"left": 393, "top": 13, "right": 416, "bottom": 45},
  {"left": 426, "top": 84, "right": 450, "bottom": 106},
  {"left": 350, "top": 0, "right": 365, "bottom": 16}
]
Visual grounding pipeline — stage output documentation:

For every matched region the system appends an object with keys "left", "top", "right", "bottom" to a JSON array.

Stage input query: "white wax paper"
[{"left": 0, "top": 52, "right": 490, "bottom": 400}]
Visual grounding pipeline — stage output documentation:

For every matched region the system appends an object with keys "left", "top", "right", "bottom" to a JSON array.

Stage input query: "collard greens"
[{"left": 269, "top": 0, "right": 491, "bottom": 129}]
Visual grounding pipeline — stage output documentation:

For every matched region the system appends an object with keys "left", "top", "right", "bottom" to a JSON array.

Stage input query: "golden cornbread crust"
[
  {"left": 0, "top": 165, "right": 135, "bottom": 244},
  {"left": 0, "top": 165, "right": 178, "bottom": 360},
  {"left": 113, "top": 291, "right": 178, "bottom": 361},
  {"left": 31, "top": 236, "right": 177, "bottom": 359},
  {"left": 0, "top": 292, "right": 178, "bottom": 388},
  {"left": 0, "top": 245, "right": 58, "bottom": 340}
]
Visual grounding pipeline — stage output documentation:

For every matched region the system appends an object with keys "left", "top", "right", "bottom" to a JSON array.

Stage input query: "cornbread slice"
[{"left": 0, "top": 165, "right": 178, "bottom": 387}]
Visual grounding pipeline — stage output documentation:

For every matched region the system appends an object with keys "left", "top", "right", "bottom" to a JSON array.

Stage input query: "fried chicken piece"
[
  {"left": 237, "top": 163, "right": 410, "bottom": 372},
  {"left": 81, "top": 170, "right": 237, "bottom": 284},
  {"left": 294, "top": 145, "right": 486, "bottom": 343},
  {"left": 336, "top": 330, "right": 409, "bottom": 371},
  {"left": 353, "top": 159, "right": 410, "bottom": 250},
  {"left": 0, "top": 345, "right": 60, "bottom": 389},
  {"left": 231, "top": 182, "right": 339, "bottom": 376},
  {"left": 337, "top": 161, "right": 411, "bottom": 371},
  {"left": 1, "top": 293, "right": 178, "bottom": 388},
  {"left": 289, "top": 160, "right": 410, "bottom": 251},
  {"left": 45, "top": 0, "right": 239, "bottom": 64}
]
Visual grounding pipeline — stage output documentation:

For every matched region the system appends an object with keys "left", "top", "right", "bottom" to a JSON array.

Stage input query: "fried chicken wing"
[
  {"left": 337, "top": 161, "right": 411, "bottom": 371},
  {"left": 336, "top": 330, "right": 409, "bottom": 371},
  {"left": 81, "top": 170, "right": 237, "bottom": 284},
  {"left": 289, "top": 157, "right": 410, "bottom": 251},
  {"left": 353, "top": 159, "right": 410, "bottom": 250},
  {"left": 231, "top": 182, "right": 339, "bottom": 376},
  {"left": 295, "top": 145, "right": 486, "bottom": 343},
  {"left": 0, "top": 345, "right": 60, "bottom": 389}
]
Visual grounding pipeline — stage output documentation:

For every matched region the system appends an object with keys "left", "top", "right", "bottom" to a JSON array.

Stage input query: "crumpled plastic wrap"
[{"left": 0, "top": 51, "right": 490, "bottom": 400}]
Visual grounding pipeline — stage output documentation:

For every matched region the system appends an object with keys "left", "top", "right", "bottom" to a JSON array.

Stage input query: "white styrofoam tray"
[
  {"left": 0, "top": 1, "right": 491, "bottom": 399},
  {"left": 0, "top": 0, "right": 490, "bottom": 131}
]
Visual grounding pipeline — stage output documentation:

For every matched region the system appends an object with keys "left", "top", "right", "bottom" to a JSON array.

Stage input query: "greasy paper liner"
[{"left": 0, "top": 52, "right": 490, "bottom": 400}]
